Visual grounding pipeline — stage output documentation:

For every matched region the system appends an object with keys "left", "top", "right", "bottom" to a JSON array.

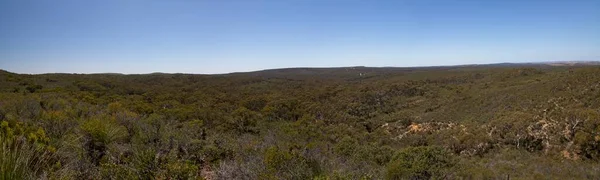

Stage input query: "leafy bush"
[
  {"left": 25, "top": 84, "right": 43, "bottom": 93},
  {"left": 334, "top": 136, "right": 358, "bottom": 156},
  {"left": 227, "top": 107, "right": 261, "bottom": 134},
  {"left": 262, "top": 146, "right": 322, "bottom": 179},
  {"left": 386, "top": 146, "right": 456, "bottom": 180},
  {"left": 81, "top": 117, "right": 128, "bottom": 165}
]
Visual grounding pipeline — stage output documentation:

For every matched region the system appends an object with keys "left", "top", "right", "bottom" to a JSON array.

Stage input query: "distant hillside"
[
  {"left": 227, "top": 61, "right": 598, "bottom": 78},
  {"left": 542, "top": 61, "right": 600, "bottom": 66}
]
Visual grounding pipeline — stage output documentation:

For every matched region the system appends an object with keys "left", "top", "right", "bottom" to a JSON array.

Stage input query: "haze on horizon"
[{"left": 1, "top": 0, "right": 599, "bottom": 74}]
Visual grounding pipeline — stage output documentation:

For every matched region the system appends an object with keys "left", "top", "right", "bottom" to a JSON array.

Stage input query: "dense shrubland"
[{"left": 1, "top": 65, "right": 600, "bottom": 179}]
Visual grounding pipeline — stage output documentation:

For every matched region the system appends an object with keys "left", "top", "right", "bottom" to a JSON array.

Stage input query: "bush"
[
  {"left": 333, "top": 136, "right": 357, "bottom": 156},
  {"left": 81, "top": 118, "right": 128, "bottom": 165},
  {"left": 227, "top": 107, "right": 261, "bottom": 134},
  {"left": 160, "top": 160, "right": 200, "bottom": 179},
  {"left": 262, "top": 146, "right": 322, "bottom": 179},
  {"left": 25, "top": 84, "right": 43, "bottom": 93},
  {"left": 0, "top": 137, "right": 54, "bottom": 180},
  {"left": 262, "top": 99, "right": 302, "bottom": 121},
  {"left": 386, "top": 146, "right": 456, "bottom": 180}
]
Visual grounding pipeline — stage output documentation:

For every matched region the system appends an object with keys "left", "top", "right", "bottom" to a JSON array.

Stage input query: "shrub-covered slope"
[{"left": 1, "top": 65, "right": 600, "bottom": 179}]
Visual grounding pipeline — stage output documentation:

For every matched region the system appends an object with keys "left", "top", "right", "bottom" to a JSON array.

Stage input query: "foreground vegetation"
[{"left": 1, "top": 64, "right": 600, "bottom": 179}]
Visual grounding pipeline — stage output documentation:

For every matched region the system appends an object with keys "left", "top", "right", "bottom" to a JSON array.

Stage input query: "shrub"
[
  {"left": 25, "top": 84, "right": 43, "bottom": 93},
  {"left": 262, "top": 99, "right": 302, "bottom": 121},
  {"left": 81, "top": 118, "right": 128, "bottom": 165},
  {"left": 262, "top": 146, "right": 322, "bottom": 179},
  {"left": 130, "top": 147, "right": 160, "bottom": 179},
  {"left": 386, "top": 146, "right": 456, "bottom": 180},
  {"left": 0, "top": 137, "right": 53, "bottom": 180},
  {"left": 227, "top": 107, "right": 261, "bottom": 134},
  {"left": 81, "top": 118, "right": 128, "bottom": 145},
  {"left": 333, "top": 136, "right": 357, "bottom": 156},
  {"left": 242, "top": 97, "right": 268, "bottom": 112},
  {"left": 160, "top": 160, "right": 200, "bottom": 179}
]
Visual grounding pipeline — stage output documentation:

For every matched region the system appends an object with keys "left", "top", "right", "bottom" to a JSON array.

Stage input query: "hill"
[{"left": 1, "top": 63, "right": 600, "bottom": 179}]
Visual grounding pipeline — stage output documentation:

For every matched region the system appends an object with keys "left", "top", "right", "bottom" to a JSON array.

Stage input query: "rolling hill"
[{"left": 1, "top": 63, "right": 600, "bottom": 179}]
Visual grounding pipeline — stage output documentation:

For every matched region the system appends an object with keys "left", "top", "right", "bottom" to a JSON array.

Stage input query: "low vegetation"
[{"left": 0, "top": 65, "right": 599, "bottom": 179}]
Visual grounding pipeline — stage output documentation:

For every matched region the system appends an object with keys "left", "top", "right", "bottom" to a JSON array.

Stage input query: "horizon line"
[{"left": 2, "top": 60, "right": 599, "bottom": 76}]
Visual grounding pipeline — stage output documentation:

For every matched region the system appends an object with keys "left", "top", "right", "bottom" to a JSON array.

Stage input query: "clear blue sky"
[{"left": 1, "top": 0, "right": 599, "bottom": 74}]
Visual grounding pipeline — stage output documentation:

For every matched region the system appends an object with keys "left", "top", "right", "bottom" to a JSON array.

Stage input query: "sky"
[{"left": 0, "top": 0, "right": 599, "bottom": 74}]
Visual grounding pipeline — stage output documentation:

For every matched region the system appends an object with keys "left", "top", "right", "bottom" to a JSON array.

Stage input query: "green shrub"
[
  {"left": 25, "top": 84, "right": 43, "bottom": 93},
  {"left": 228, "top": 107, "right": 261, "bottom": 134},
  {"left": 81, "top": 118, "right": 128, "bottom": 165},
  {"left": 262, "top": 99, "right": 302, "bottom": 121},
  {"left": 130, "top": 147, "right": 160, "bottom": 179},
  {"left": 386, "top": 146, "right": 456, "bottom": 180},
  {"left": 203, "top": 144, "right": 232, "bottom": 164},
  {"left": 355, "top": 144, "right": 394, "bottom": 166},
  {"left": 334, "top": 136, "right": 357, "bottom": 156},
  {"left": 0, "top": 137, "right": 53, "bottom": 180},
  {"left": 263, "top": 146, "right": 322, "bottom": 179},
  {"left": 81, "top": 118, "right": 128, "bottom": 145},
  {"left": 160, "top": 160, "right": 200, "bottom": 179}
]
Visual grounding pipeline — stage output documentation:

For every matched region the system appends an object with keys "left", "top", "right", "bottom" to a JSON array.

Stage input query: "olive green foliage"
[
  {"left": 0, "top": 136, "right": 54, "bottom": 180},
  {"left": 386, "top": 146, "right": 456, "bottom": 179},
  {"left": 1, "top": 66, "right": 600, "bottom": 179},
  {"left": 262, "top": 146, "right": 322, "bottom": 179},
  {"left": 81, "top": 117, "right": 128, "bottom": 165}
]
